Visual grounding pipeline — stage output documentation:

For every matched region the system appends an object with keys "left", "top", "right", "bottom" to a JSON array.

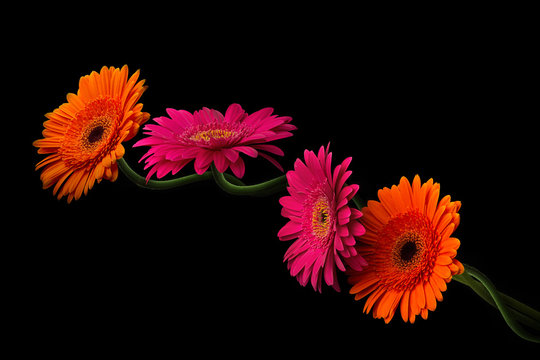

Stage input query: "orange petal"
[
  {"left": 426, "top": 185, "right": 440, "bottom": 221},
  {"left": 350, "top": 274, "right": 379, "bottom": 295},
  {"left": 368, "top": 200, "right": 390, "bottom": 224},
  {"left": 429, "top": 276, "right": 444, "bottom": 301},
  {"left": 398, "top": 176, "right": 414, "bottom": 209},
  {"left": 411, "top": 174, "right": 422, "bottom": 209},
  {"left": 400, "top": 289, "right": 410, "bottom": 322},
  {"left": 434, "top": 265, "right": 451, "bottom": 279},
  {"left": 415, "top": 282, "right": 426, "bottom": 309},
  {"left": 436, "top": 255, "right": 453, "bottom": 266},
  {"left": 424, "top": 281, "right": 437, "bottom": 311}
]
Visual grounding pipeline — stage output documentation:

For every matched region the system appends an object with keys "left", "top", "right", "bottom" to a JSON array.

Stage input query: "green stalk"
[
  {"left": 455, "top": 264, "right": 540, "bottom": 343},
  {"left": 117, "top": 157, "right": 245, "bottom": 190},
  {"left": 211, "top": 164, "right": 287, "bottom": 197}
]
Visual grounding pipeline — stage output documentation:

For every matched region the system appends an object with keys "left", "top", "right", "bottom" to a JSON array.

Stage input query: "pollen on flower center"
[
  {"left": 312, "top": 198, "right": 331, "bottom": 237},
  {"left": 303, "top": 187, "right": 335, "bottom": 249},
  {"left": 180, "top": 121, "right": 251, "bottom": 150},
  {"left": 190, "top": 128, "right": 236, "bottom": 142}
]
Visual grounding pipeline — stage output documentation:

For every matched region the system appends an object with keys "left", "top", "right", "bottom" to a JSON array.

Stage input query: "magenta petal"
[
  {"left": 166, "top": 108, "right": 194, "bottom": 128},
  {"left": 252, "top": 144, "right": 284, "bottom": 156},
  {"left": 156, "top": 161, "right": 176, "bottom": 178},
  {"left": 350, "top": 220, "right": 366, "bottom": 237},
  {"left": 323, "top": 253, "right": 335, "bottom": 286},
  {"left": 338, "top": 207, "right": 352, "bottom": 225},
  {"left": 213, "top": 151, "right": 229, "bottom": 173},
  {"left": 194, "top": 150, "right": 213, "bottom": 175},
  {"left": 221, "top": 148, "right": 239, "bottom": 163},
  {"left": 346, "top": 254, "right": 368, "bottom": 271},
  {"left": 229, "top": 157, "right": 245, "bottom": 178},
  {"left": 350, "top": 208, "right": 363, "bottom": 220},
  {"left": 233, "top": 146, "right": 258, "bottom": 158},
  {"left": 259, "top": 152, "right": 284, "bottom": 172},
  {"left": 224, "top": 103, "right": 246, "bottom": 122},
  {"left": 342, "top": 234, "right": 356, "bottom": 246},
  {"left": 334, "top": 252, "right": 346, "bottom": 272},
  {"left": 279, "top": 196, "right": 303, "bottom": 212},
  {"left": 334, "top": 233, "right": 344, "bottom": 252},
  {"left": 244, "top": 107, "right": 274, "bottom": 126},
  {"left": 278, "top": 220, "right": 302, "bottom": 240},
  {"left": 133, "top": 137, "right": 165, "bottom": 147}
]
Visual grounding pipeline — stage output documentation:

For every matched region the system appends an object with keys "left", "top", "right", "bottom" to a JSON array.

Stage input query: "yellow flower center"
[
  {"left": 189, "top": 129, "right": 236, "bottom": 142},
  {"left": 312, "top": 197, "right": 332, "bottom": 240}
]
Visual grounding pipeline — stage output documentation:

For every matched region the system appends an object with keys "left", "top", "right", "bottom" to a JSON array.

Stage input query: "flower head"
[
  {"left": 33, "top": 65, "right": 150, "bottom": 202},
  {"left": 134, "top": 104, "right": 295, "bottom": 180},
  {"left": 347, "top": 175, "right": 463, "bottom": 323},
  {"left": 278, "top": 145, "right": 367, "bottom": 292}
]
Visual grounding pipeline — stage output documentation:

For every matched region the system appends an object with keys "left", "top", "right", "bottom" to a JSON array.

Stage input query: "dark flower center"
[
  {"left": 399, "top": 241, "right": 417, "bottom": 262},
  {"left": 88, "top": 126, "right": 105, "bottom": 144}
]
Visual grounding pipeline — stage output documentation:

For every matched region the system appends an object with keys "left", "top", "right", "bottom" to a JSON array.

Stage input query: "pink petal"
[
  {"left": 230, "top": 157, "right": 245, "bottom": 178},
  {"left": 342, "top": 234, "right": 356, "bottom": 247},
  {"left": 350, "top": 208, "right": 363, "bottom": 220},
  {"left": 278, "top": 221, "right": 302, "bottom": 241},
  {"left": 350, "top": 221, "right": 366, "bottom": 237},
  {"left": 143, "top": 124, "right": 173, "bottom": 139},
  {"left": 334, "top": 233, "right": 344, "bottom": 252},
  {"left": 293, "top": 157, "right": 312, "bottom": 182},
  {"left": 233, "top": 146, "right": 258, "bottom": 158},
  {"left": 334, "top": 251, "right": 346, "bottom": 272},
  {"left": 171, "top": 159, "right": 191, "bottom": 175},
  {"left": 221, "top": 148, "right": 239, "bottom": 163},
  {"left": 279, "top": 196, "right": 303, "bottom": 212},
  {"left": 133, "top": 137, "right": 165, "bottom": 147},
  {"left": 154, "top": 115, "right": 185, "bottom": 133},
  {"left": 346, "top": 254, "right": 368, "bottom": 271},
  {"left": 224, "top": 103, "right": 246, "bottom": 122},
  {"left": 156, "top": 161, "right": 176, "bottom": 178},
  {"left": 338, "top": 207, "right": 352, "bottom": 225},
  {"left": 287, "top": 168, "right": 309, "bottom": 190},
  {"left": 213, "top": 151, "right": 230, "bottom": 173},
  {"left": 243, "top": 107, "right": 274, "bottom": 126},
  {"left": 194, "top": 150, "right": 213, "bottom": 175},
  {"left": 323, "top": 253, "right": 335, "bottom": 286},
  {"left": 166, "top": 108, "right": 194, "bottom": 128},
  {"left": 259, "top": 152, "right": 284, "bottom": 172},
  {"left": 252, "top": 144, "right": 284, "bottom": 156}
]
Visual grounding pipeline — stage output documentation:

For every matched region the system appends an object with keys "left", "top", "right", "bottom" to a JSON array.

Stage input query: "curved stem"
[
  {"left": 456, "top": 264, "right": 540, "bottom": 343},
  {"left": 211, "top": 164, "right": 287, "bottom": 197},
  {"left": 453, "top": 273, "right": 540, "bottom": 331},
  {"left": 352, "top": 194, "right": 365, "bottom": 210},
  {"left": 117, "top": 157, "right": 245, "bottom": 190}
]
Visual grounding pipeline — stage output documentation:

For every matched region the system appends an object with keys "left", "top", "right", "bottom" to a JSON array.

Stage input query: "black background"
[{"left": 15, "top": 3, "right": 540, "bottom": 356}]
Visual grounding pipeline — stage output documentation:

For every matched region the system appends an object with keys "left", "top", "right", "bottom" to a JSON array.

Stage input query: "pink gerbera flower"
[
  {"left": 278, "top": 144, "right": 368, "bottom": 292},
  {"left": 133, "top": 103, "right": 295, "bottom": 180}
]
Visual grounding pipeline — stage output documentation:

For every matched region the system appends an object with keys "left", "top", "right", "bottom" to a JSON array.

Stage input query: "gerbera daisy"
[
  {"left": 347, "top": 175, "right": 464, "bottom": 323},
  {"left": 133, "top": 103, "right": 295, "bottom": 180},
  {"left": 33, "top": 65, "right": 150, "bottom": 202},
  {"left": 277, "top": 145, "right": 367, "bottom": 292}
]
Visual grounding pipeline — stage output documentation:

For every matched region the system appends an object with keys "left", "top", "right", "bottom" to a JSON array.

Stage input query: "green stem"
[
  {"left": 455, "top": 264, "right": 540, "bottom": 343},
  {"left": 352, "top": 194, "right": 365, "bottom": 210},
  {"left": 117, "top": 157, "right": 245, "bottom": 190},
  {"left": 453, "top": 272, "right": 540, "bottom": 330},
  {"left": 211, "top": 164, "right": 287, "bottom": 196}
]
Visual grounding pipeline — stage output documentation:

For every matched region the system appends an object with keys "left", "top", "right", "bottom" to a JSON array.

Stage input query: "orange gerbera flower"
[
  {"left": 33, "top": 65, "right": 150, "bottom": 202},
  {"left": 347, "top": 175, "right": 464, "bottom": 323}
]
